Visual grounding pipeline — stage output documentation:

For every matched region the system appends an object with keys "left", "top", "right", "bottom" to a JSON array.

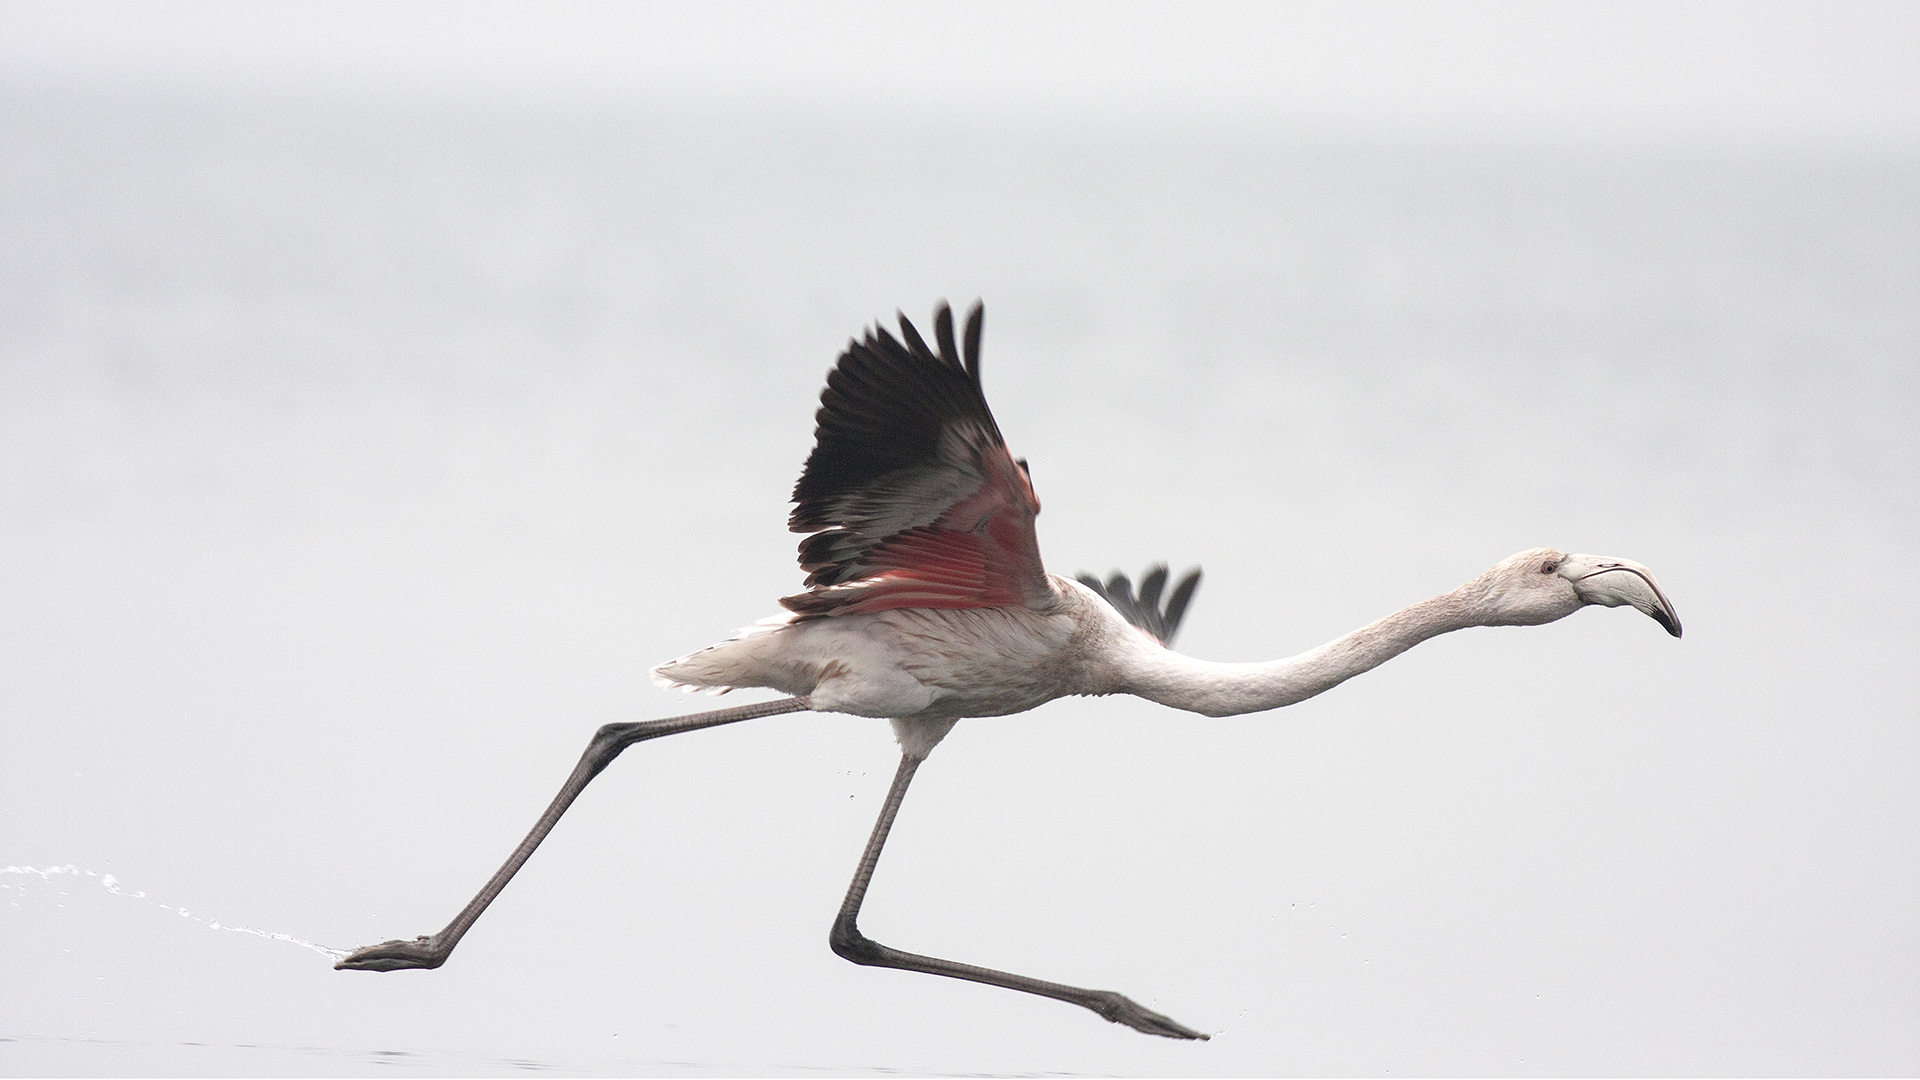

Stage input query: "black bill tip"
[{"left": 1649, "top": 606, "right": 1682, "bottom": 638}]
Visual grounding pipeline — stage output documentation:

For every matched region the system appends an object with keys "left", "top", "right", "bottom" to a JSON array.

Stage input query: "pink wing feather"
[{"left": 782, "top": 302, "right": 1048, "bottom": 618}]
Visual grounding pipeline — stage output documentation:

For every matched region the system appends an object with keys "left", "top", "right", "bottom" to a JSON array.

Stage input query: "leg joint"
[
  {"left": 828, "top": 917, "right": 887, "bottom": 966},
  {"left": 591, "top": 721, "right": 634, "bottom": 745},
  {"left": 583, "top": 722, "right": 644, "bottom": 776}
]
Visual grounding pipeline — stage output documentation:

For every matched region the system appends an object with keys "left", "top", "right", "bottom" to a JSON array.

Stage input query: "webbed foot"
[
  {"left": 334, "top": 935, "right": 448, "bottom": 971},
  {"left": 1084, "top": 989, "right": 1209, "bottom": 1040}
]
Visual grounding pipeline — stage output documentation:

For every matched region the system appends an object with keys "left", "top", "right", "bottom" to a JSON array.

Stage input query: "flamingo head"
[{"left": 1474, "top": 548, "right": 1682, "bottom": 637}]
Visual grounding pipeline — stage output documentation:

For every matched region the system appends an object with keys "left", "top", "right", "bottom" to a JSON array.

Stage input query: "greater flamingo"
[{"left": 337, "top": 301, "right": 1681, "bottom": 1040}]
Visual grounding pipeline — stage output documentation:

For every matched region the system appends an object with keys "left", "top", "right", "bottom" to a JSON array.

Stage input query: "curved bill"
[{"left": 1563, "top": 555, "right": 1683, "bottom": 638}]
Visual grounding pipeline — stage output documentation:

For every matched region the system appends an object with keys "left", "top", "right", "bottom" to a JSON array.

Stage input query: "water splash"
[{"left": 4, "top": 864, "right": 349, "bottom": 961}]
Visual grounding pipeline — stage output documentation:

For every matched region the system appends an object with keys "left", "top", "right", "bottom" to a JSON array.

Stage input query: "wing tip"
[
  {"left": 1079, "top": 563, "right": 1203, "bottom": 646},
  {"left": 901, "top": 299, "right": 985, "bottom": 385},
  {"left": 962, "top": 300, "right": 984, "bottom": 382}
]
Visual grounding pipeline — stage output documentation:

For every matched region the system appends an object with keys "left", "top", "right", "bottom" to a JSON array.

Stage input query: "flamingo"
[{"left": 337, "top": 301, "right": 1682, "bottom": 1040}]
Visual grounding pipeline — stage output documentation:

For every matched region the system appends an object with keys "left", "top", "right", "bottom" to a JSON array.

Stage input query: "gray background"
[{"left": 3, "top": 2, "right": 1916, "bottom": 1075}]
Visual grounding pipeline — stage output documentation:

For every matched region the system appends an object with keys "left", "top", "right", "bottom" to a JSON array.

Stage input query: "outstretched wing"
[
  {"left": 1076, "top": 564, "right": 1202, "bottom": 646},
  {"left": 782, "top": 302, "right": 1048, "bottom": 618}
]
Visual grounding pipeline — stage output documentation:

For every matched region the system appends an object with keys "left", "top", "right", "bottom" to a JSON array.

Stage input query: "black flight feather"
[
  {"left": 962, "top": 304, "right": 983, "bottom": 382},
  {"left": 789, "top": 300, "right": 1000, "bottom": 587},
  {"left": 1077, "top": 564, "right": 1203, "bottom": 647}
]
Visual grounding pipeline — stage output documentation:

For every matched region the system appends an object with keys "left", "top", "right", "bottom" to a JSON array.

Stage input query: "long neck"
[{"left": 1119, "top": 588, "right": 1481, "bottom": 717}]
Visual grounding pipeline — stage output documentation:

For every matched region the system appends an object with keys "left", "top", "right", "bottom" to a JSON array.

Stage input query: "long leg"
[
  {"left": 336, "top": 695, "right": 810, "bottom": 972},
  {"left": 829, "top": 753, "right": 1209, "bottom": 1040}
]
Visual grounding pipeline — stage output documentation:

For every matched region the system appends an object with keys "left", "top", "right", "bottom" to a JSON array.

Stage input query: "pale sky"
[{"left": 3, "top": 0, "right": 1918, "bottom": 138}]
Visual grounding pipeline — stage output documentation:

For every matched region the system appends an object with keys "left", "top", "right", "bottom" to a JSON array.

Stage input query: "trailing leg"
[{"left": 336, "top": 695, "right": 809, "bottom": 972}]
